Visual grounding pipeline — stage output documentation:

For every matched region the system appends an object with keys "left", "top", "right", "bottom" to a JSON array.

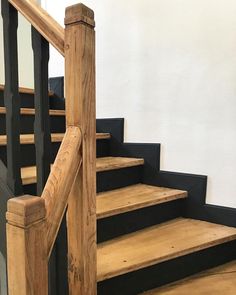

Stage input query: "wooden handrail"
[
  {"left": 8, "top": 0, "right": 65, "bottom": 56},
  {"left": 41, "top": 126, "right": 82, "bottom": 257}
]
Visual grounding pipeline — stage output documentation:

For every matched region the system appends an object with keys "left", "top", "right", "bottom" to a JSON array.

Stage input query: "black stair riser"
[
  {"left": 0, "top": 143, "right": 60, "bottom": 167},
  {"left": 98, "top": 240, "right": 236, "bottom": 295},
  {"left": 0, "top": 115, "right": 66, "bottom": 135},
  {"left": 0, "top": 91, "right": 65, "bottom": 110},
  {"left": 97, "top": 166, "right": 143, "bottom": 193},
  {"left": 23, "top": 165, "right": 143, "bottom": 195},
  {"left": 0, "top": 139, "right": 110, "bottom": 168},
  {"left": 97, "top": 198, "right": 184, "bottom": 242}
]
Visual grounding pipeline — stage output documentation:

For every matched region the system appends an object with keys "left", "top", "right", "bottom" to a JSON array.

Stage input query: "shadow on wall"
[{"left": 0, "top": 251, "right": 7, "bottom": 295}]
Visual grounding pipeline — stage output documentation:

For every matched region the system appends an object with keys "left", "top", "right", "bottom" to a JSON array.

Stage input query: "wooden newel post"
[
  {"left": 64, "top": 3, "right": 97, "bottom": 295},
  {"left": 6, "top": 196, "right": 48, "bottom": 295}
]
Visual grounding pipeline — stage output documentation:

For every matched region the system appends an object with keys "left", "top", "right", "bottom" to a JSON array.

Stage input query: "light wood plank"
[
  {"left": 97, "top": 218, "right": 236, "bottom": 282},
  {"left": 7, "top": 0, "right": 64, "bottom": 55},
  {"left": 21, "top": 157, "right": 144, "bottom": 185},
  {"left": 96, "top": 156, "right": 144, "bottom": 172},
  {"left": 0, "top": 84, "right": 54, "bottom": 96},
  {"left": 0, "top": 107, "right": 65, "bottom": 116},
  {"left": 143, "top": 261, "right": 236, "bottom": 295},
  {"left": 97, "top": 184, "right": 187, "bottom": 219},
  {"left": 0, "top": 133, "right": 110, "bottom": 146}
]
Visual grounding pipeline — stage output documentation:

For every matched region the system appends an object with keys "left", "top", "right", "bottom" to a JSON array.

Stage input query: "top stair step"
[{"left": 97, "top": 218, "right": 236, "bottom": 282}]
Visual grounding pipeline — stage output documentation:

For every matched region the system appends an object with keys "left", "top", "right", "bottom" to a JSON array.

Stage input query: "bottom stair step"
[
  {"left": 142, "top": 260, "right": 236, "bottom": 294},
  {"left": 97, "top": 218, "right": 236, "bottom": 282}
]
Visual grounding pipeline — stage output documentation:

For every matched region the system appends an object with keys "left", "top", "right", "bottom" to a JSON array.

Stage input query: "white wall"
[
  {"left": 0, "top": 3, "right": 34, "bottom": 88},
  {"left": 11, "top": 0, "right": 236, "bottom": 209}
]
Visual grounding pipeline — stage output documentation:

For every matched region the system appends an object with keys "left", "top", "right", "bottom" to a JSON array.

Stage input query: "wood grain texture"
[
  {"left": 8, "top": 0, "right": 64, "bottom": 55},
  {"left": 143, "top": 261, "right": 236, "bottom": 295},
  {"left": 65, "top": 4, "right": 97, "bottom": 294},
  {"left": 0, "top": 133, "right": 110, "bottom": 145},
  {"left": 0, "top": 84, "right": 54, "bottom": 96},
  {"left": 97, "top": 184, "right": 187, "bottom": 219},
  {"left": 41, "top": 126, "right": 82, "bottom": 257},
  {"left": 6, "top": 195, "right": 48, "bottom": 295},
  {"left": 21, "top": 157, "right": 145, "bottom": 185},
  {"left": 97, "top": 218, "right": 236, "bottom": 282},
  {"left": 96, "top": 156, "right": 144, "bottom": 172}
]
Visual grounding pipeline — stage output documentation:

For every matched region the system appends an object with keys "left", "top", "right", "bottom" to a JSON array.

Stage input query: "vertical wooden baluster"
[
  {"left": 1, "top": 0, "right": 23, "bottom": 195},
  {"left": 31, "top": 27, "right": 51, "bottom": 196},
  {"left": 65, "top": 4, "right": 96, "bottom": 294}
]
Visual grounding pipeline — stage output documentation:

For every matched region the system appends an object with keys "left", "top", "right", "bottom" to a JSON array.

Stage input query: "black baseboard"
[{"left": 152, "top": 170, "right": 236, "bottom": 227}]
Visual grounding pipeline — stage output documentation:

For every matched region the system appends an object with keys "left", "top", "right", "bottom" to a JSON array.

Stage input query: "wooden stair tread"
[
  {"left": 142, "top": 261, "right": 236, "bottom": 294},
  {"left": 0, "top": 107, "right": 65, "bottom": 116},
  {"left": 0, "top": 84, "right": 54, "bottom": 96},
  {"left": 97, "top": 218, "right": 236, "bottom": 282},
  {"left": 97, "top": 184, "right": 187, "bottom": 219},
  {"left": 96, "top": 156, "right": 144, "bottom": 172},
  {"left": 0, "top": 133, "right": 111, "bottom": 146},
  {"left": 21, "top": 157, "right": 144, "bottom": 185}
]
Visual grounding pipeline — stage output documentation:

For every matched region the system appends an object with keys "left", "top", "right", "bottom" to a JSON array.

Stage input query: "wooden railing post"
[
  {"left": 65, "top": 3, "right": 96, "bottom": 295},
  {"left": 6, "top": 195, "right": 48, "bottom": 295}
]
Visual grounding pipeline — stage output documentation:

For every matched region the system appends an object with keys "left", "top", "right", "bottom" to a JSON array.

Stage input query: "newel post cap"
[
  {"left": 65, "top": 3, "right": 95, "bottom": 27},
  {"left": 6, "top": 195, "right": 46, "bottom": 227}
]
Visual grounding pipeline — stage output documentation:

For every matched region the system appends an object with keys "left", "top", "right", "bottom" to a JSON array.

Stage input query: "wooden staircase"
[
  {"left": 1, "top": 85, "right": 236, "bottom": 294},
  {"left": 1, "top": 2, "right": 236, "bottom": 295}
]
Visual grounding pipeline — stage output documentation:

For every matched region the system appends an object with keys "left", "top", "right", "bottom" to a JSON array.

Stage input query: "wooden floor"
[
  {"left": 97, "top": 218, "right": 236, "bottom": 282},
  {"left": 143, "top": 261, "right": 236, "bottom": 294}
]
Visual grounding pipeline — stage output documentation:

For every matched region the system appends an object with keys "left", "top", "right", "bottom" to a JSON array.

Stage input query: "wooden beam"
[{"left": 65, "top": 4, "right": 97, "bottom": 294}]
